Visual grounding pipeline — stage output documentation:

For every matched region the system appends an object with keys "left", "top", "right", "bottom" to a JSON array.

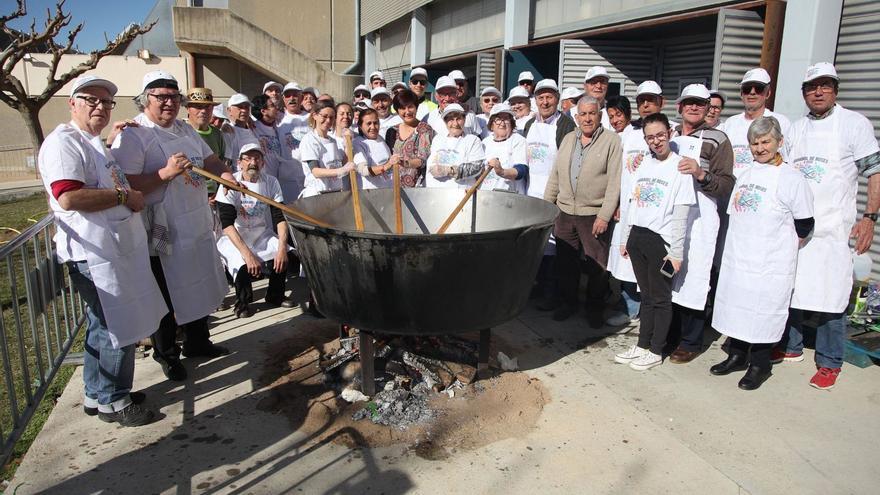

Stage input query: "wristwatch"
[
  {"left": 698, "top": 171, "right": 713, "bottom": 186},
  {"left": 864, "top": 212, "right": 878, "bottom": 222}
]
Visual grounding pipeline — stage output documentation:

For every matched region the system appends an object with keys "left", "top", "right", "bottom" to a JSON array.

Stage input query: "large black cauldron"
[{"left": 287, "top": 188, "right": 558, "bottom": 334}]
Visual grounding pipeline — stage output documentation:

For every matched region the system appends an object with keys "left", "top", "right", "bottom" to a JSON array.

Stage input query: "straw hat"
[{"left": 186, "top": 88, "right": 221, "bottom": 106}]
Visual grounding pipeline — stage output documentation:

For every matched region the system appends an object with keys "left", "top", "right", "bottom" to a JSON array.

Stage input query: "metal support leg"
[
  {"left": 359, "top": 330, "right": 376, "bottom": 396},
  {"left": 478, "top": 328, "right": 491, "bottom": 379}
]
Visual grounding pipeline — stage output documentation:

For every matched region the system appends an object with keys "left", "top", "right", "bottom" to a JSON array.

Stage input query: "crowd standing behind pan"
[{"left": 37, "top": 61, "right": 880, "bottom": 428}]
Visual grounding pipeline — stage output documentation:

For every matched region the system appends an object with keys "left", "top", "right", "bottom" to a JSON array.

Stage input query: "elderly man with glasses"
[
  {"left": 112, "top": 71, "right": 235, "bottom": 382},
  {"left": 426, "top": 76, "right": 480, "bottom": 138},
  {"left": 582, "top": 66, "right": 613, "bottom": 130}
]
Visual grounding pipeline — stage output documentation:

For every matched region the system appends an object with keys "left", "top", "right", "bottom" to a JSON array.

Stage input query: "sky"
[{"left": 5, "top": 0, "right": 156, "bottom": 52}]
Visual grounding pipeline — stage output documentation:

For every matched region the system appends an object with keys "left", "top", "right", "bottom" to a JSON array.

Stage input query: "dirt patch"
[{"left": 256, "top": 319, "right": 549, "bottom": 459}]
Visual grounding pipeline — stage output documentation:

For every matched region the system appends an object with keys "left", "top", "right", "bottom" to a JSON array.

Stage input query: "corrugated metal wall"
[
  {"left": 557, "top": 39, "right": 654, "bottom": 100},
  {"left": 429, "top": 0, "right": 505, "bottom": 59},
  {"left": 476, "top": 51, "right": 498, "bottom": 95},
  {"left": 660, "top": 35, "right": 717, "bottom": 118},
  {"left": 376, "top": 15, "right": 412, "bottom": 72},
  {"left": 382, "top": 66, "right": 407, "bottom": 84},
  {"left": 361, "top": 0, "right": 432, "bottom": 34},
  {"left": 711, "top": 9, "right": 764, "bottom": 119},
  {"left": 836, "top": 0, "right": 880, "bottom": 281}
]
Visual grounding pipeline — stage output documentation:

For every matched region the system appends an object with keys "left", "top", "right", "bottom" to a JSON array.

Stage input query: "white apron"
[
  {"left": 789, "top": 110, "right": 853, "bottom": 313},
  {"left": 216, "top": 175, "right": 284, "bottom": 278},
  {"left": 671, "top": 132, "right": 719, "bottom": 310},
  {"left": 75, "top": 130, "right": 167, "bottom": 348},
  {"left": 526, "top": 122, "right": 559, "bottom": 255},
  {"left": 300, "top": 132, "right": 345, "bottom": 198},
  {"left": 608, "top": 128, "right": 649, "bottom": 283},
  {"left": 152, "top": 132, "right": 227, "bottom": 324},
  {"left": 723, "top": 115, "right": 757, "bottom": 178},
  {"left": 712, "top": 163, "right": 800, "bottom": 343},
  {"left": 481, "top": 134, "right": 527, "bottom": 194},
  {"left": 355, "top": 137, "right": 394, "bottom": 190},
  {"left": 425, "top": 135, "right": 483, "bottom": 189}
]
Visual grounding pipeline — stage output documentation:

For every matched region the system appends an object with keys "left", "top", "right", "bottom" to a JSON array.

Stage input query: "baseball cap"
[
  {"left": 508, "top": 86, "right": 530, "bottom": 101},
  {"left": 534, "top": 79, "right": 559, "bottom": 94},
  {"left": 561, "top": 87, "right": 584, "bottom": 101},
  {"left": 391, "top": 81, "right": 407, "bottom": 91},
  {"left": 71, "top": 75, "right": 118, "bottom": 96},
  {"left": 263, "top": 81, "right": 283, "bottom": 93},
  {"left": 370, "top": 87, "right": 391, "bottom": 99},
  {"left": 441, "top": 103, "right": 465, "bottom": 119},
  {"left": 741, "top": 68, "right": 771, "bottom": 86},
  {"left": 448, "top": 70, "right": 466, "bottom": 81},
  {"left": 517, "top": 71, "right": 535, "bottom": 83},
  {"left": 142, "top": 70, "right": 178, "bottom": 92},
  {"left": 636, "top": 80, "right": 663, "bottom": 96},
  {"left": 303, "top": 87, "right": 319, "bottom": 97},
  {"left": 489, "top": 103, "right": 514, "bottom": 118},
  {"left": 282, "top": 82, "right": 301, "bottom": 93},
  {"left": 803, "top": 62, "right": 839, "bottom": 83},
  {"left": 239, "top": 143, "right": 264, "bottom": 157},
  {"left": 584, "top": 66, "right": 610, "bottom": 82},
  {"left": 435, "top": 76, "right": 456, "bottom": 91},
  {"left": 353, "top": 84, "right": 370, "bottom": 96},
  {"left": 228, "top": 93, "right": 251, "bottom": 107},
  {"left": 410, "top": 67, "right": 428, "bottom": 80},
  {"left": 480, "top": 87, "right": 502, "bottom": 98},
  {"left": 676, "top": 84, "right": 711, "bottom": 104},
  {"left": 212, "top": 103, "right": 228, "bottom": 120},
  {"left": 369, "top": 70, "right": 385, "bottom": 81}
]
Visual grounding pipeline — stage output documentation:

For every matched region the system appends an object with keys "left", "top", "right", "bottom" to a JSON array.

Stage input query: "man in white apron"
[
  {"left": 782, "top": 62, "right": 880, "bottom": 390},
  {"left": 277, "top": 82, "right": 311, "bottom": 203},
  {"left": 216, "top": 144, "right": 295, "bottom": 317},
  {"left": 668, "top": 84, "right": 735, "bottom": 364},
  {"left": 113, "top": 71, "right": 235, "bottom": 382},
  {"left": 719, "top": 68, "right": 792, "bottom": 178},
  {"left": 581, "top": 66, "right": 613, "bottom": 130},
  {"left": 40, "top": 75, "right": 166, "bottom": 426},
  {"left": 544, "top": 96, "right": 622, "bottom": 327}
]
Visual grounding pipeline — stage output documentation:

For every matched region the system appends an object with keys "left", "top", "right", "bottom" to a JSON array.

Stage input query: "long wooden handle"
[
  {"left": 345, "top": 133, "right": 364, "bottom": 231},
  {"left": 393, "top": 162, "right": 403, "bottom": 234},
  {"left": 189, "top": 166, "right": 332, "bottom": 228},
  {"left": 436, "top": 167, "right": 491, "bottom": 234}
]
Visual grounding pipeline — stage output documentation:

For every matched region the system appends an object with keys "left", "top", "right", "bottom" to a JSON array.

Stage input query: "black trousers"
[
  {"left": 673, "top": 266, "right": 720, "bottom": 352},
  {"left": 233, "top": 262, "right": 287, "bottom": 310},
  {"left": 627, "top": 227, "right": 673, "bottom": 356},
  {"left": 149, "top": 256, "right": 212, "bottom": 363},
  {"left": 727, "top": 338, "right": 772, "bottom": 371}
]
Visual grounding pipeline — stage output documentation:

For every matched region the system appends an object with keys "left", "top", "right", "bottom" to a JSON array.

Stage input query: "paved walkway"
[{"left": 10, "top": 279, "right": 879, "bottom": 494}]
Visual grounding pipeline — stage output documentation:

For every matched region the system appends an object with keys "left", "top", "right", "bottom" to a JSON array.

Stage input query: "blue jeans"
[
  {"left": 68, "top": 261, "right": 136, "bottom": 406},
  {"left": 618, "top": 281, "right": 641, "bottom": 317},
  {"left": 784, "top": 308, "right": 846, "bottom": 369}
]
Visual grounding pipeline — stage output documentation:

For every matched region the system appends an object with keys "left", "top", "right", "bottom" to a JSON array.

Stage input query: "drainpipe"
[
  {"left": 184, "top": 51, "right": 197, "bottom": 88},
  {"left": 342, "top": 0, "right": 361, "bottom": 74}
]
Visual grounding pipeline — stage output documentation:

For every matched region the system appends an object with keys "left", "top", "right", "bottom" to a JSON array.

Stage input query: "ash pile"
[{"left": 320, "top": 329, "right": 510, "bottom": 430}]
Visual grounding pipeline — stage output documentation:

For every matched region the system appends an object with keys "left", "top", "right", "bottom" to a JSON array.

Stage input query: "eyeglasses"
[
  {"left": 681, "top": 99, "right": 708, "bottom": 108},
  {"left": 519, "top": 81, "right": 533, "bottom": 86},
  {"left": 586, "top": 79, "right": 609, "bottom": 86},
  {"left": 645, "top": 132, "right": 669, "bottom": 143},
  {"left": 148, "top": 93, "right": 183, "bottom": 104},
  {"left": 482, "top": 97, "right": 500, "bottom": 103},
  {"left": 708, "top": 105, "right": 723, "bottom": 112},
  {"left": 76, "top": 95, "right": 116, "bottom": 109},
  {"left": 410, "top": 79, "right": 427, "bottom": 86},
  {"left": 803, "top": 81, "right": 835, "bottom": 93},
  {"left": 741, "top": 83, "right": 767, "bottom": 95}
]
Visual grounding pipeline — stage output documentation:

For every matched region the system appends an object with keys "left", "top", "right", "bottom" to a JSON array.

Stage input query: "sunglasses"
[
  {"left": 410, "top": 79, "right": 427, "bottom": 86},
  {"left": 741, "top": 83, "right": 767, "bottom": 95}
]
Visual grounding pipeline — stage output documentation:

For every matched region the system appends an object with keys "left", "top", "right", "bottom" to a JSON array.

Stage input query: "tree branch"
[{"left": 0, "top": 0, "right": 26, "bottom": 26}]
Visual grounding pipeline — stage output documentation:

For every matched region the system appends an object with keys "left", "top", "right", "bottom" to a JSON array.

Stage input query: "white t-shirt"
[
  {"left": 215, "top": 171, "right": 284, "bottom": 238},
  {"left": 112, "top": 114, "right": 214, "bottom": 206},
  {"left": 277, "top": 111, "right": 311, "bottom": 161},
  {"left": 626, "top": 151, "right": 697, "bottom": 244},
  {"left": 353, "top": 136, "right": 393, "bottom": 189},
  {"left": 379, "top": 114, "right": 402, "bottom": 139},
  {"left": 426, "top": 133, "right": 486, "bottom": 189},
  {"left": 515, "top": 114, "right": 533, "bottom": 135},
  {"left": 719, "top": 108, "right": 792, "bottom": 176},
  {"left": 426, "top": 109, "right": 481, "bottom": 138},
  {"left": 225, "top": 126, "right": 260, "bottom": 164},
  {"left": 481, "top": 133, "right": 528, "bottom": 193},
  {"left": 299, "top": 130, "right": 345, "bottom": 196},
  {"left": 619, "top": 125, "right": 651, "bottom": 214}
]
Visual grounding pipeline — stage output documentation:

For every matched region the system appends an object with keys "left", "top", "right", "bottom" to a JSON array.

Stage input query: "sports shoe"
[
  {"left": 809, "top": 367, "right": 841, "bottom": 390},
  {"left": 614, "top": 345, "right": 648, "bottom": 364},
  {"left": 84, "top": 391, "right": 145, "bottom": 417},
  {"left": 770, "top": 349, "right": 804, "bottom": 364},
  {"left": 156, "top": 356, "right": 187, "bottom": 381},
  {"left": 606, "top": 313, "right": 636, "bottom": 326},
  {"left": 182, "top": 342, "right": 230, "bottom": 359},
  {"left": 265, "top": 295, "right": 297, "bottom": 308},
  {"left": 629, "top": 351, "right": 663, "bottom": 371},
  {"left": 98, "top": 403, "right": 155, "bottom": 427}
]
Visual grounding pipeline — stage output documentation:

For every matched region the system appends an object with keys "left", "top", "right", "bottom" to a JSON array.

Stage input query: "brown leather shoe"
[{"left": 669, "top": 348, "right": 700, "bottom": 364}]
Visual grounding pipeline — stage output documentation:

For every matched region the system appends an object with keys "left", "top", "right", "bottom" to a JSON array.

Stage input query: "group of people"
[{"left": 38, "top": 59, "right": 878, "bottom": 428}]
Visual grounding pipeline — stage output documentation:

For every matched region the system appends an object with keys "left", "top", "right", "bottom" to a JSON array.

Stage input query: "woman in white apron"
[
  {"left": 710, "top": 116, "right": 814, "bottom": 390},
  {"left": 481, "top": 104, "right": 528, "bottom": 194},
  {"left": 299, "top": 100, "right": 353, "bottom": 198},
  {"left": 614, "top": 113, "right": 696, "bottom": 371},
  {"left": 426, "top": 104, "right": 486, "bottom": 189},
  {"left": 605, "top": 95, "right": 647, "bottom": 326},
  {"left": 352, "top": 108, "right": 394, "bottom": 189}
]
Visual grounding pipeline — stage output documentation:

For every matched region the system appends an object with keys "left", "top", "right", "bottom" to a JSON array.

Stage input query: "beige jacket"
[{"left": 544, "top": 128, "right": 622, "bottom": 222}]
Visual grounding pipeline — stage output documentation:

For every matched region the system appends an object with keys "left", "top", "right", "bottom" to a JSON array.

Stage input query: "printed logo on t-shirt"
[
  {"left": 625, "top": 151, "right": 647, "bottom": 173},
  {"left": 733, "top": 183, "right": 765, "bottom": 213},
  {"left": 239, "top": 196, "right": 267, "bottom": 220},
  {"left": 106, "top": 161, "right": 131, "bottom": 190},
  {"left": 285, "top": 134, "right": 301, "bottom": 151},
  {"left": 182, "top": 155, "right": 205, "bottom": 188},
  {"left": 633, "top": 178, "right": 667, "bottom": 207},
  {"left": 792, "top": 156, "right": 828, "bottom": 183},
  {"left": 260, "top": 136, "right": 282, "bottom": 157},
  {"left": 733, "top": 145, "right": 752, "bottom": 168},
  {"left": 434, "top": 149, "right": 461, "bottom": 167},
  {"left": 526, "top": 142, "right": 550, "bottom": 164}
]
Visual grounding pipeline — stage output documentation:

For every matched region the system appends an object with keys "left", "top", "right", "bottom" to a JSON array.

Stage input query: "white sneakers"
[{"left": 614, "top": 345, "right": 663, "bottom": 371}]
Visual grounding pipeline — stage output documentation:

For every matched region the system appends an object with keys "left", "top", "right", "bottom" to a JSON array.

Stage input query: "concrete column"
[
  {"left": 504, "top": 0, "right": 529, "bottom": 49},
  {"left": 411, "top": 8, "right": 427, "bottom": 67},
  {"left": 364, "top": 33, "right": 377, "bottom": 84},
  {"left": 775, "top": 0, "right": 843, "bottom": 120}
]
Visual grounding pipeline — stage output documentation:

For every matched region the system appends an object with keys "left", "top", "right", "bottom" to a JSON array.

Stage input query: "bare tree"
[{"left": 0, "top": 0, "right": 154, "bottom": 156}]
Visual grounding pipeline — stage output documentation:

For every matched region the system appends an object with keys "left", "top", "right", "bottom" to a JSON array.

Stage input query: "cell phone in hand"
[{"left": 660, "top": 258, "right": 675, "bottom": 278}]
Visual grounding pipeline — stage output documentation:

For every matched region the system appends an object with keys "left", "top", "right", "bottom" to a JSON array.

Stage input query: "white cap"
[
  {"left": 636, "top": 80, "right": 663, "bottom": 96},
  {"left": 239, "top": 142, "right": 264, "bottom": 157},
  {"left": 709, "top": 88, "right": 727, "bottom": 104},
  {"left": 353, "top": 84, "right": 370, "bottom": 95},
  {"left": 741, "top": 68, "right": 771, "bottom": 85},
  {"left": 480, "top": 86, "right": 502, "bottom": 98},
  {"left": 517, "top": 71, "right": 535, "bottom": 83},
  {"left": 676, "top": 84, "right": 711, "bottom": 104},
  {"left": 448, "top": 70, "right": 466, "bottom": 81},
  {"left": 584, "top": 66, "right": 609, "bottom": 82},
  {"left": 803, "top": 62, "right": 839, "bottom": 83},
  {"left": 489, "top": 103, "right": 514, "bottom": 118},
  {"left": 508, "top": 86, "right": 530, "bottom": 101},
  {"left": 410, "top": 67, "right": 428, "bottom": 80},
  {"left": 71, "top": 75, "right": 118, "bottom": 96},
  {"left": 141, "top": 70, "right": 178, "bottom": 92},
  {"left": 263, "top": 81, "right": 282, "bottom": 93},
  {"left": 561, "top": 87, "right": 584, "bottom": 101},
  {"left": 534, "top": 79, "right": 559, "bottom": 94},
  {"left": 441, "top": 103, "right": 465, "bottom": 119},
  {"left": 435, "top": 76, "right": 456, "bottom": 91},
  {"left": 212, "top": 103, "right": 228, "bottom": 120},
  {"left": 282, "top": 82, "right": 301, "bottom": 93},
  {"left": 228, "top": 93, "right": 251, "bottom": 107},
  {"left": 370, "top": 87, "right": 391, "bottom": 99},
  {"left": 391, "top": 81, "right": 407, "bottom": 91},
  {"left": 303, "top": 87, "right": 319, "bottom": 97},
  {"left": 369, "top": 70, "right": 385, "bottom": 81},
  {"left": 354, "top": 100, "right": 370, "bottom": 110}
]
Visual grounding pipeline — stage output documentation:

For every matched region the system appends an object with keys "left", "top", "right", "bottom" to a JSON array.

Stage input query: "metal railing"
[{"left": 0, "top": 214, "right": 86, "bottom": 466}]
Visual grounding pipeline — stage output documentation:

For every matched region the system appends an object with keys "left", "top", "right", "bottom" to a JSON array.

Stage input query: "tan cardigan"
[{"left": 543, "top": 128, "right": 622, "bottom": 222}]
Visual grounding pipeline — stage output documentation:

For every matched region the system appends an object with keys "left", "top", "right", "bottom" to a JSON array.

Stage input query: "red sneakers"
[
  {"left": 770, "top": 349, "right": 805, "bottom": 364},
  {"left": 809, "top": 367, "right": 841, "bottom": 390}
]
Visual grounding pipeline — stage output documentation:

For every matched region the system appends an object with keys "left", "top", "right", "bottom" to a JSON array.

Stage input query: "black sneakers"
[
  {"left": 156, "top": 356, "right": 187, "bottom": 381},
  {"left": 98, "top": 403, "right": 155, "bottom": 427},
  {"left": 182, "top": 342, "right": 230, "bottom": 359},
  {"left": 84, "top": 391, "right": 146, "bottom": 416}
]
